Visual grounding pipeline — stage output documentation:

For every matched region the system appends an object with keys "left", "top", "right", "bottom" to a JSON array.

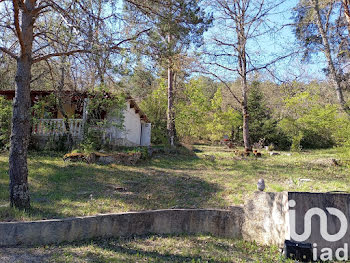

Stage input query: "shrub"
[
  {"left": 0, "top": 97, "right": 12, "bottom": 150},
  {"left": 80, "top": 89, "right": 126, "bottom": 152},
  {"left": 279, "top": 91, "right": 350, "bottom": 149},
  {"left": 140, "top": 81, "right": 168, "bottom": 145}
]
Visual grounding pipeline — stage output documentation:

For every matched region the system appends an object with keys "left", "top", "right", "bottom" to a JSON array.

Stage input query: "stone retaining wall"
[
  {"left": 0, "top": 209, "right": 243, "bottom": 247},
  {"left": 242, "top": 191, "right": 289, "bottom": 246},
  {"left": 4, "top": 192, "right": 346, "bottom": 250}
]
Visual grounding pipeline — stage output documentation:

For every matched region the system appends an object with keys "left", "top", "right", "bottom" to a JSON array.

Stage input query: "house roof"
[
  {"left": 0, "top": 90, "right": 87, "bottom": 100},
  {"left": 126, "top": 96, "right": 150, "bottom": 123},
  {"left": 0, "top": 90, "right": 150, "bottom": 123}
]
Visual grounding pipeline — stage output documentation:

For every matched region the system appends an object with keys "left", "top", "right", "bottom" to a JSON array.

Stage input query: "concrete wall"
[
  {"left": 106, "top": 102, "right": 150, "bottom": 147},
  {"left": 242, "top": 192, "right": 350, "bottom": 259},
  {"left": 122, "top": 102, "right": 142, "bottom": 145},
  {"left": 5, "top": 191, "right": 348, "bottom": 253},
  {"left": 242, "top": 191, "right": 289, "bottom": 246},
  {"left": 0, "top": 209, "right": 243, "bottom": 247},
  {"left": 141, "top": 123, "right": 151, "bottom": 146}
]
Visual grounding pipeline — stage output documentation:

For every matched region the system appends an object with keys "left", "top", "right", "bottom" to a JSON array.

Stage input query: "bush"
[
  {"left": 79, "top": 89, "right": 126, "bottom": 152},
  {"left": 279, "top": 91, "right": 350, "bottom": 149},
  {"left": 0, "top": 97, "right": 12, "bottom": 150},
  {"left": 140, "top": 81, "right": 168, "bottom": 145},
  {"left": 80, "top": 128, "right": 104, "bottom": 152}
]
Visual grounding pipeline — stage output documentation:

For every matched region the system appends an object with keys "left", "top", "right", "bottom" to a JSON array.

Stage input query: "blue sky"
[
  {"left": 0, "top": 0, "right": 327, "bottom": 83},
  {"left": 200, "top": 0, "right": 327, "bottom": 83}
]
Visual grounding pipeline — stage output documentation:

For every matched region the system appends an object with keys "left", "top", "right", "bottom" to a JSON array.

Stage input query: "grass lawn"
[
  {"left": 0, "top": 234, "right": 291, "bottom": 262},
  {"left": 0, "top": 145, "right": 350, "bottom": 221},
  {"left": 0, "top": 146, "right": 349, "bottom": 262}
]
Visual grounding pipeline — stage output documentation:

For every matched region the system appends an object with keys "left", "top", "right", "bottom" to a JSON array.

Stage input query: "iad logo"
[
  {"left": 289, "top": 199, "right": 348, "bottom": 242},
  {"left": 289, "top": 199, "right": 349, "bottom": 261}
]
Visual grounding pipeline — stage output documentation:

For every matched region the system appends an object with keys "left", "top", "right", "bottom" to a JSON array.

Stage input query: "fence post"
[{"left": 81, "top": 98, "right": 89, "bottom": 140}]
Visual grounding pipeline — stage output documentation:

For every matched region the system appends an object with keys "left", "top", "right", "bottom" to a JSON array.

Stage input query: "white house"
[
  {"left": 0, "top": 90, "right": 152, "bottom": 147},
  {"left": 105, "top": 98, "right": 152, "bottom": 147}
]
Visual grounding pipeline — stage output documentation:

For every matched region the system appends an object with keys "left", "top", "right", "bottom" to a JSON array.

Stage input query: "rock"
[
  {"left": 269, "top": 152, "right": 280, "bottom": 156},
  {"left": 203, "top": 155, "right": 216, "bottom": 161},
  {"left": 107, "top": 185, "right": 127, "bottom": 192},
  {"left": 63, "top": 151, "right": 142, "bottom": 166},
  {"left": 310, "top": 158, "right": 341, "bottom": 167},
  {"left": 96, "top": 155, "right": 116, "bottom": 165},
  {"left": 96, "top": 152, "right": 142, "bottom": 165},
  {"left": 332, "top": 158, "right": 340, "bottom": 166},
  {"left": 242, "top": 192, "right": 289, "bottom": 246},
  {"left": 299, "top": 178, "right": 312, "bottom": 183},
  {"left": 63, "top": 153, "right": 88, "bottom": 163},
  {"left": 257, "top": 178, "right": 265, "bottom": 191}
]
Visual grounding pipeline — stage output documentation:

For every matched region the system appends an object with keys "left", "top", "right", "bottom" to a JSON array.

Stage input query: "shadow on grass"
[
  {"left": 53, "top": 234, "right": 255, "bottom": 263},
  {"left": 1, "top": 148, "right": 349, "bottom": 221},
  {"left": 0, "top": 153, "right": 221, "bottom": 220}
]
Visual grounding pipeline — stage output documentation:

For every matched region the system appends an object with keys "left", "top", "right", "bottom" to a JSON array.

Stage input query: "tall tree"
[
  {"left": 294, "top": 0, "right": 350, "bottom": 116},
  {"left": 0, "top": 0, "right": 150, "bottom": 209},
  {"left": 202, "top": 0, "right": 290, "bottom": 151},
  {"left": 124, "top": 0, "right": 212, "bottom": 146},
  {"left": 342, "top": 0, "right": 350, "bottom": 33}
]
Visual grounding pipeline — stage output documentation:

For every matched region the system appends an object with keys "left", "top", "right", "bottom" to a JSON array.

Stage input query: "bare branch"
[
  {"left": 33, "top": 3, "right": 52, "bottom": 16},
  {"left": 0, "top": 46, "right": 18, "bottom": 59},
  {"left": 247, "top": 52, "right": 297, "bottom": 74},
  {"left": 194, "top": 67, "right": 242, "bottom": 105},
  {"left": 12, "top": 0, "right": 25, "bottom": 53},
  {"left": 32, "top": 49, "right": 89, "bottom": 63},
  {"left": 32, "top": 28, "right": 151, "bottom": 63},
  {"left": 110, "top": 28, "right": 151, "bottom": 49}
]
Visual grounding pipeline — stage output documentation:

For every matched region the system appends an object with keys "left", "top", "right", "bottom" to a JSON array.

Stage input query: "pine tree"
[{"left": 125, "top": 0, "right": 212, "bottom": 146}]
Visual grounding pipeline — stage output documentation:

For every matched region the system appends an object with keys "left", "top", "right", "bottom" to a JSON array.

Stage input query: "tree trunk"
[
  {"left": 342, "top": 0, "right": 350, "bottom": 35},
  {"left": 241, "top": 77, "right": 251, "bottom": 151},
  {"left": 167, "top": 34, "right": 176, "bottom": 147},
  {"left": 313, "top": 0, "right": 350, "bottom": 116},
  {"left": 238, "top": 29, "right": 251, "bottom": 150},
  {"left": 167, "top": 66, "right": 176, "bottom": 146},
  {"left": 9, "top": 56, "right": 32, "bottom": 209},
  {"left": 9, "top": 2, "right": 35, "bottom": 210}
]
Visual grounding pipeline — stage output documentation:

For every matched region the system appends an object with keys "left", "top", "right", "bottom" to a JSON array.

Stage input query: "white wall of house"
[
  {"left": 122, "top": 102, "right": 142, "bottom": 145},
  {"left": 106, "top": 101, "right": 151, "bottom": 147},
  {"left": 141, "top": 123, "right": 151, "bottom": 146}
]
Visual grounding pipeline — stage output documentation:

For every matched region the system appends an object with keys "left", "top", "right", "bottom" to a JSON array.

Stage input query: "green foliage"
[
  {"left": 80, "top": 129, "right": 104, "bottom": 153},
  {"left": 87, "top": 89, "right": 126, "bottom": 123},
  {"left": 176, "top": 80, "right": 242, "bottom": 143},
  {"left": 0, "top": 97, "right": 12, "bottom": 150},
  {"left": 81, "top": 89, "right": 126, "bottom": 152},
  {"left": 29, "top": 94, "right": 73, "bottom": 152},
  {"left": 176, "top": 79, "right": 211, "bottom": 139},
  {"left": 119, "top": 62, "right": 155, "bottom": 99},
  {"left": 248, "top": 81, "right": 290, "bottom": 149},
  {"left": 140, "top": 80, "right": 168, "bottom": 145},
  {"left": 44, "top": 134, "right": 70, "bottom": 152},
  {"left": 279, "top": 91, "right": 350, "bottom": 150},
  {"left": 125, "top": 0, "right": 213, "bottom": 66},
  {"left": 206, "top": 88, "right": 242, "bottom": 142},
  {"left": 290, "top": 132, "right": 303, "bottom": 152},
  {"left": 31, "top": 93, "right": 56, "bottom": 121},
  {"left": 293, "top": 1, "right": 348, "bottom": 62}
]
